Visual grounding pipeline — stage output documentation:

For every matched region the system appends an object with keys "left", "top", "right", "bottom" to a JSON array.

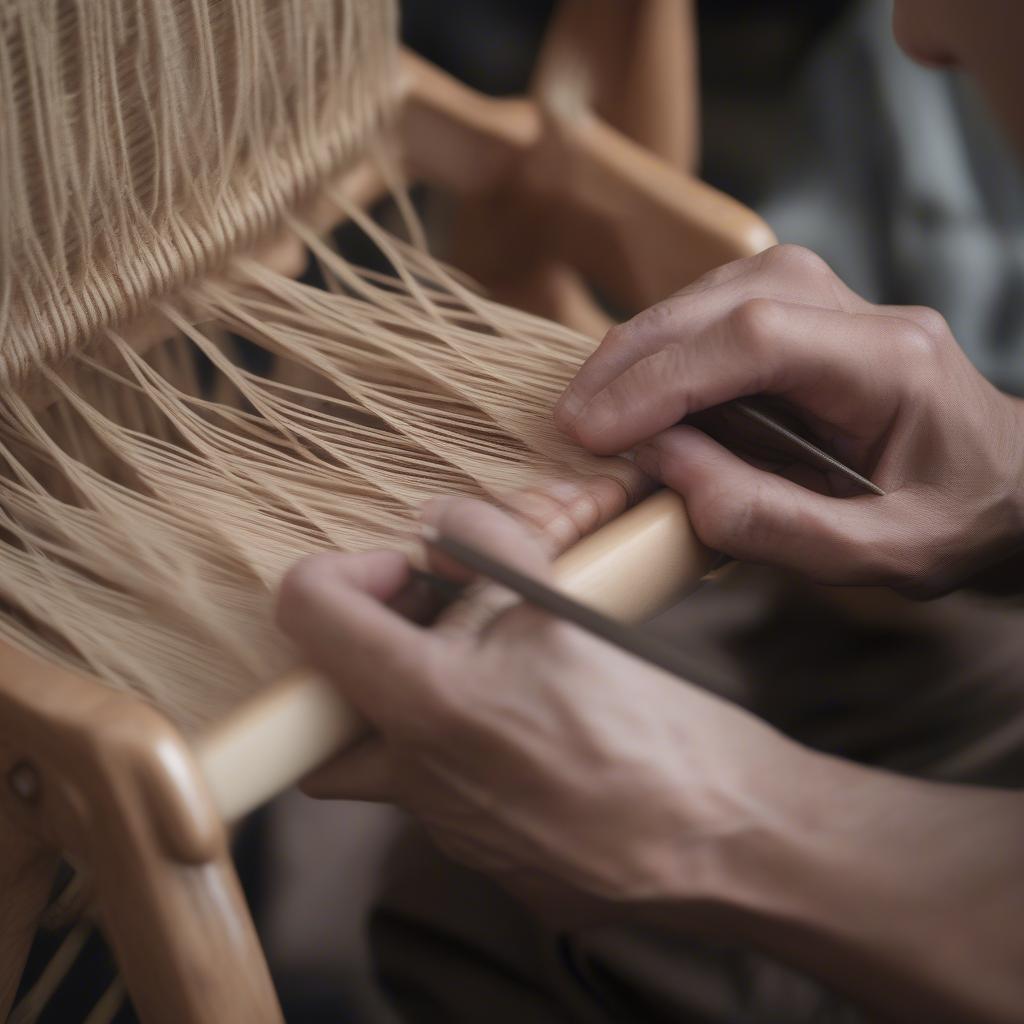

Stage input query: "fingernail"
[
  {"left": 553, "top": 387, "right": 584, "bottom": 428},
  {"left": 575, "top": 397, "right": 617, "bottom": 444},
  {"left": 634, "top": 443, "right": 660, "bottom": 477}
]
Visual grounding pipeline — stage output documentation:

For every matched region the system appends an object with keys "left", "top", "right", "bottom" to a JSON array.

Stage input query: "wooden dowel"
[{"left": 196, "top": 489, "right": 713, "bottom": 822}]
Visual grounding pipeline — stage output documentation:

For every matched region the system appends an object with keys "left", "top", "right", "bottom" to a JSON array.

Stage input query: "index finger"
[
  {"left": 560, "top": 303, "right": 904, "bottom": 456},
  {"left": 554, "top": 245, "right": 870, "bottom": 433}
]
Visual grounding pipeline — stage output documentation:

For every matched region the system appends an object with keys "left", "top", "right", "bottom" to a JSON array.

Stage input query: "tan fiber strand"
[
  {"left": 0, "top": 203, "right": 643, "bottom": 732},
  {"left": 0, "top": 0, "right": 644, "bottom": 744},
  {"left": 0, "top": 0, "right": 398, "bottom": 385}
]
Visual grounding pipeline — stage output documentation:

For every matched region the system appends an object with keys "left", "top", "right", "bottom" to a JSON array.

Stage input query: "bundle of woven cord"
[
  {"left": 0, "top": 0, "right": 644, "bottom": 733},
  {"left": 1, "top": 0, "right": 396, "bottom": 381}
]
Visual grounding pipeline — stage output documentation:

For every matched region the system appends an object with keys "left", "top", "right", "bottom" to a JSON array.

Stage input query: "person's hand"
[
  {"left": 554, "top": 245, "right": 1024, "bottom": 595},
  {"left": 276, "top": 497, "right": 801, "bottom": 923},
  {"left": 277, "top": 498, "right": 1024, "bottom": 1021}
]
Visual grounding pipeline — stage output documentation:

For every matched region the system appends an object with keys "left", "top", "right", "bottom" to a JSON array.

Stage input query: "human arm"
[
  {"left": 554, "top": 244, "right": 1024, "bottom": 595},
  {"left": 708, "top": 747, "right": 1024, "bottom": 1024},
  {"left": 278, "top": 498, "right": 1024, "bottom": 1023}
]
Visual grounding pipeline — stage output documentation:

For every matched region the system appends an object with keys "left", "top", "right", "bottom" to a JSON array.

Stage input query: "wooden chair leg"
[
  {"left": 0, "top": 642, "right": 283, "bottom": 1023},
  {"left": 93, "top": 827, "right": 281, "bottom": 1024}
]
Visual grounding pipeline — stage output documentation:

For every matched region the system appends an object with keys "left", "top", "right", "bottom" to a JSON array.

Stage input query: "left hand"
[
  {"left": 276, "top": 497, "right": 800, "bottom": 923},
  {"left": 553, "top": 245, "right": 1024, "bottom": 595}
]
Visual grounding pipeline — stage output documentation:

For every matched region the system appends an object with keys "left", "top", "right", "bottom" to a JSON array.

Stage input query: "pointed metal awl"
[{"left": 730, "top": 399, "right": 886, "bottom": 496}]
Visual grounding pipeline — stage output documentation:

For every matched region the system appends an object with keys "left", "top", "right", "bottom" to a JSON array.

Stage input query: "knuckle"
[
  {"left": 761, "top": 243, "right": 831, "bottom": 279},
  {"left": 899, "top": 305, "right": 950, "bottom": 341},
  {"left": 728, "top": 297, "right": 782, "bottom": 356},
  {"left": 727, "top": 485, "right": 778, "bottom": 553},
  {"left": 840, "top": 529, "right": 893, "bottom": 582},
  {"left": 688, "top": 485, "right": 750, "bottom": 552},
  {"left": 661, "top": 339, "right": 693, "bottom": 383},
  {"left": 651, "top": 347, "right": 701, "bottom": 420},
  {"left": 889, "top": 317, "right": 937, "bottom": 362}
]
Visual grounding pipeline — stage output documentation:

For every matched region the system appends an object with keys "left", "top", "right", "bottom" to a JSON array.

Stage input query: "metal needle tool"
[
  {"left": 729, "top": 399, "right": 885, "bottom": 496},
  {"left": 421, "top": 524, "right": 722, "bottom": 683},
  {"left": 416, "top": 399, "right": 884, "bottom": 676}
]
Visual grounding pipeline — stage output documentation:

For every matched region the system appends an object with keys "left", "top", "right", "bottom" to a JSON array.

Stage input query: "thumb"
[
  {"left": 636, "top": 426, "right": 883, "bottom": 584},
  {"left": 276, "top": 549, "right": 447, "bottom": 735},
  {"left": 421, "top": 497, "right": 555, "bottom": 636}
]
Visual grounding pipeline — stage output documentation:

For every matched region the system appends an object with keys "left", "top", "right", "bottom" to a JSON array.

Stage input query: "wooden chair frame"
[{"left": 0, "top": 6, "right": 775, "bottom": 1020}]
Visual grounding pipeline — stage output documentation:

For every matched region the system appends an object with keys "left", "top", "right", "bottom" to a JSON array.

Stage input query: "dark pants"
[{"left": 370, "top": 568, "right": 1024, "bottom": 1023}]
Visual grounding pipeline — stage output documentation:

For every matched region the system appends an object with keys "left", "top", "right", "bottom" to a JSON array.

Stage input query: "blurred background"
[
  {"left": 17, "top": 1, "right": 1024, "bottom": 1021},
  {"left": 399, "top": 0, "right": 1024, "bottom": 393}
]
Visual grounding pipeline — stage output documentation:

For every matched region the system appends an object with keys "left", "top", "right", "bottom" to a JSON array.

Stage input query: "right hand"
[
  {"left": 278, "top": 498, "right": 799, "bottom": 923},
  {"left": 554, "top": 245, "right": 1024, "bottom": 594}
]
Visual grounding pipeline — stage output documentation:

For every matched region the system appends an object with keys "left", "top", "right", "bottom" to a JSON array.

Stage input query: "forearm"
[{"left": 692, "top": 747, "right": 1024, "bottom": 1023}]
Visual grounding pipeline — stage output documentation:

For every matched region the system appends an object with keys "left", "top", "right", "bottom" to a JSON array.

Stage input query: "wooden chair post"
[
  {"left": 532, "top": 0, "right": 699, "bottom": 172},
  {"left": 0, "top": 643, "right": 283, "bottom": 1024},
  {"left": 450, "top": 0, "right": 700, "bottom": 329}
]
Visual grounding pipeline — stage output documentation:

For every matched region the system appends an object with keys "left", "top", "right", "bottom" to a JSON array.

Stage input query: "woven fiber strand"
[
  {"left": 0, "top": 0, "right": 646, "bottom": 733},
  {"left": 0, "top": 223, "right": 643, "bottom": 732},
  {"left": 0, "top": 0, "right": 397, "bottom": 385}
]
